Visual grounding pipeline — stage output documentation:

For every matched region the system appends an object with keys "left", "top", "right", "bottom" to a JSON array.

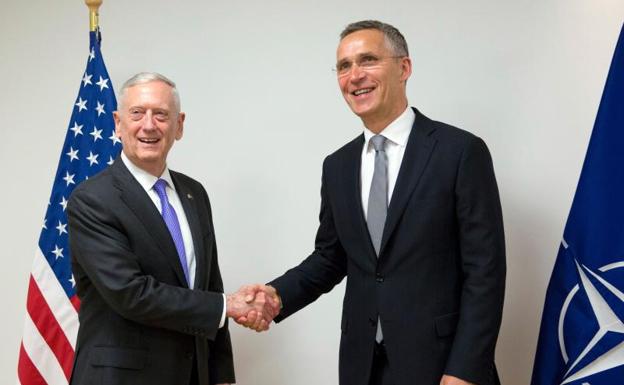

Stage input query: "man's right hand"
[
  {"left": 231, "top": 284, "right": 281, "bottom": 332},
  {"left": 226, "top": 284, "right": 281, "bottom": 332}
]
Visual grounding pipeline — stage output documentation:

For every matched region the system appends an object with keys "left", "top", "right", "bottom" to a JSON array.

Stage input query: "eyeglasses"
[
  {"left": 128, "top": 107, "right": 171, "bottom": 122},
  {"left": 334, "top": 54, "right": 404, "bottom": 77}
]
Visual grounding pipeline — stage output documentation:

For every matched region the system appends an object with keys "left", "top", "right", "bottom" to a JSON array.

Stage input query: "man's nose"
[
  {"left": 349, "top": 64, "right": 366, "bottom": 82},
  {"left": 142, "top": 110, "right": 156, "bottom": 129}
]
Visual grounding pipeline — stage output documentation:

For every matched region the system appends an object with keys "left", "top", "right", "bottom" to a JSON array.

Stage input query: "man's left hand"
[{"left": 440, "top": 375, "right": 475, "bottom": 385}]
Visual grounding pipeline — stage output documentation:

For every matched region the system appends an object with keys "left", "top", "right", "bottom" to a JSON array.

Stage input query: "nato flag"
[{"left": 531, "top": 24, "right": 624, "bottom": 385}]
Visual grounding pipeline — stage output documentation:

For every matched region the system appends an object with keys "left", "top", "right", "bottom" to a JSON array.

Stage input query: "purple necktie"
[{"left": 153, "top": 179, "right": 189, "bottom": 285}]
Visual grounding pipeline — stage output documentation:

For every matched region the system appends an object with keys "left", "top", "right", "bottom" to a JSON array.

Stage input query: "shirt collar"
[
  {"left": 363, "top": 106, "right": 415, "bottom": 151},
  {"left": 120, "top": 152, "right": 175, "bottom": 193}
]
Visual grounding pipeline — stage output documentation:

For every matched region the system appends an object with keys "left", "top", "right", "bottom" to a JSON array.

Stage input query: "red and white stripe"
[{"left": 17, "top": 249, "right": 80, "bottom": 385}]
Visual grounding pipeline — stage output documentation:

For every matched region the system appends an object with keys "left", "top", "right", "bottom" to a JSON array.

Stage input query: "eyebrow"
[
  {"left": 127, "top": 106, "right": 170, "bottom": 111},
  {"left": 337, "top": 51, "right": 379, "bottom": 64}
]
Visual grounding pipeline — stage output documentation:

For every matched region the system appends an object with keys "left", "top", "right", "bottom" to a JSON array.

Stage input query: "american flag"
[{"left": 17, "top": 30, "right": 121, "bottom": 385}]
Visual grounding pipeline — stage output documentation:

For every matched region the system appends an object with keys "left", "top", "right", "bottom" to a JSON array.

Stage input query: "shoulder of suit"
[
  {"left": 67, "top": 166, "right": 118, "bottom": 213},
  {"left": 169, "top": 169, "right": 198, "bottom": 185},
  {"left": 70, "top": 164, "right": 115, "bottom": 197},
  {"left": 169, "top": 169, "right": 208, "bottom": 195},
  {"left": 323, "top": 133, "right": 363, "bottom": 166},
  {"left": 421, "top": 113, "right": 484, "bottom": 149}
]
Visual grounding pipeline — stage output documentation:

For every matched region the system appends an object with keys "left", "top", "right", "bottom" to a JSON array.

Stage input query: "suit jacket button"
[
  {"left": 376, "top": 274, "right": 384, "bottom": 283},
  {"left": 185, "top": 351, "right": 194, "bottom": 360}
]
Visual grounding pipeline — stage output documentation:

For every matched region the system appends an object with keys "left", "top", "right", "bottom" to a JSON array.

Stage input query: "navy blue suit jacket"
[
  {"left": 270, "top": 108, "right": 506, "bottom": 385},
  {"left": 67, "top": 159, "right": 234, "bottom": 385}
]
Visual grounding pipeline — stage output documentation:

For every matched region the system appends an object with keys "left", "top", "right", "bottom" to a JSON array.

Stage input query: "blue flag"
[
  {"left": 18, "top": 30, "right": 121, "bottom": 385},
  {"left": 531, "top": 24, "right": 624, "bottom": 385}
]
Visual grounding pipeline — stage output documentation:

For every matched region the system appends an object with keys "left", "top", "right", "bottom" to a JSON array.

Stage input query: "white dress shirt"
[
  {"left": 361, "top": 107, "right": 415, "bottom": 218},
  {"left": 121, "top": 153, "right": 226, "bottom": 328}
]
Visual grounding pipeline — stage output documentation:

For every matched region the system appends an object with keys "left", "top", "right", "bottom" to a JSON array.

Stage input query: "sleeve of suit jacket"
[
  {"left": 444, "top": 136, "right": 506, "bottom": 384},
  {"left": 270, "top": 158, "right": 348, "bottom": 320},
  {"left": 200, "top": 188, "right": 236, "bottom": 384},
  {"left": 67, "top": 181, "right": 232, "bottom": 353}
]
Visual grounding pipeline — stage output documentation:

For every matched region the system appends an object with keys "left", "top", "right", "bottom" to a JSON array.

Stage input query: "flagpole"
[{"left": 85, "top": 0, "right": 102, "bottom": 31}]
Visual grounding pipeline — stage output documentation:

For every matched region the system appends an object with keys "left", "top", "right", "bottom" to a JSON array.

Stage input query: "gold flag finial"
[{"left": 85, "top": 0, "right": 103, "bottom": 32}]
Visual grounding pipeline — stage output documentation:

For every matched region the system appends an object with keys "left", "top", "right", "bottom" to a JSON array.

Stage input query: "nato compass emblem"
[{"left": 557, "top": 240, "right": 624, "bottom": 384}]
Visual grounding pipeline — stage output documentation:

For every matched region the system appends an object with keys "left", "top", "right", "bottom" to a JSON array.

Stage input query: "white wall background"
[{"left": 1, "top": 0, "right": 623, "bottom": 384}]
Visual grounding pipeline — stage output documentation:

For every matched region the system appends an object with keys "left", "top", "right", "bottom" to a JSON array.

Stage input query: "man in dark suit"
[
  {"left": 67, "top": 72, "right": 276, "bottom": 385},
  {"left": 240, "top": 20, "right": 506, "bottom": 385}
]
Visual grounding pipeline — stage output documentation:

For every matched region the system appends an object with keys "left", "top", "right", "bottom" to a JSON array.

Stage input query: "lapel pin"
[{"left": 187, "top": 193, "right": 193, "bottom": 200}]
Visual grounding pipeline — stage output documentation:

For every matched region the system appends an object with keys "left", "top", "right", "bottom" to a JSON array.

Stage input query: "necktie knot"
[
  {"left": 370, "top": 135, "right": 387, "bottom": 152},
  {"left": 153, "top": 179, "right": 168, "bottom": 197}
]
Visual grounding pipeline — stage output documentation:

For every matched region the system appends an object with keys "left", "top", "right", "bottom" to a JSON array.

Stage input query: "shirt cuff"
[{"left": 219, "top": 293, "right": 227, "bottom": 328}]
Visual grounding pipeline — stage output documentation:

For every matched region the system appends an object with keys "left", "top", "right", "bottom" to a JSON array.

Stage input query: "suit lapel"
[
  {"left": 379, "top": 109, "right": 436, "bottom": 256},
  {"left": 171, "top": 172, "right": 206, "bottom": 289},
  {"left": 111, "top": 160, "right": 189, "bottom": 287}
]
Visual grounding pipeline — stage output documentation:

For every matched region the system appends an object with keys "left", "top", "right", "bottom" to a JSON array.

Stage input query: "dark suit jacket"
[
  {"left": 270, "top": 108, "right": 506, "bottom": 385},
  {"left": 67, "top": 159, "right": 235, "bottom": 385}
]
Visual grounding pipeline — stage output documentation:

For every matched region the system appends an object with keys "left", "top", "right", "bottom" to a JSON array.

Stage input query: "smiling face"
[
  {"left": 336, "top": 29, "right": 412, "bottom": 133},
  {"left": 114, "top": 80, "right": 185, "bottom": 177}
]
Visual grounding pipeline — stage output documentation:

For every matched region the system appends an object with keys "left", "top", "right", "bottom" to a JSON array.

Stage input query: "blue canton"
[{"left": 38, "top": 30, "right": 121, "bottom": 299}]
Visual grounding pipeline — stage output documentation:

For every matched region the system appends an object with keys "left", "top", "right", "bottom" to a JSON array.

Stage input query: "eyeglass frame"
[{"left": 333, "top": 54, "right": 406, "bottom": 77}]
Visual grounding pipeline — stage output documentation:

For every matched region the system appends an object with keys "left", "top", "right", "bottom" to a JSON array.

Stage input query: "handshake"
[{"left": 226, "top": 284, "right": 281, "bottom": 332}]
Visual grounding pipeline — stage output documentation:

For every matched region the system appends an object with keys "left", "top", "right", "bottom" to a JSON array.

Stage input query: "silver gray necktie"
[
  {"left": 367, "top": 135, "right": 388, "bottom": 255},
  {"left": 366, "top": 134, "right": 387, "bottom": 342}
]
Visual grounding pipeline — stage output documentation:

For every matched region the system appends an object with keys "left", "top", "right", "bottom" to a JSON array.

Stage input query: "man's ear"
[
  {"left": 175, "top": 112, "right": 185, "bottom": 140},
  {"left": 400, "top": 56, "right": 412, "bottom": 82},
  {"left": 113, "top": 111, "right": 122, "bottom": 138}
]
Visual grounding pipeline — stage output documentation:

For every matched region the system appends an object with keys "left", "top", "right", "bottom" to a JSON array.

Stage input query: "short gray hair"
[
  {"left": 340, "top": 20, "right": 409, "bottom": 57},
  {"left": 117, "top": 72, "right": 181, "bottom": 112}
]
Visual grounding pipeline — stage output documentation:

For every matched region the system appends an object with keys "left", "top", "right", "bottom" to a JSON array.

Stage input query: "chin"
[
  {"left": 353, "top": 107, "right": 376, "bottom": 120},
  {"left": 135, "top": 153, "right": 162, "bottom": 165},
  {"left": 349, "top": 101, "right": 376, "bottom": 116}
]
